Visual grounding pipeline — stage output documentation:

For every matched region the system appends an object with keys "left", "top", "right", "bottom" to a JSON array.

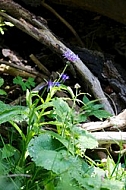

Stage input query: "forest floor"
[
  {"left": 1, "top": 3, "right": 126, "bottom": 109},
  {"left": 0, "top": 1, "right": 126, "bottom": 166}
]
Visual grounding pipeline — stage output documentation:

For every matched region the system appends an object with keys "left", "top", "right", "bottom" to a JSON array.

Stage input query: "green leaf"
[
  {"left": 0, "top": 100, "right": 28, "bottom": 124},
  {"left": 0, "top": 89, "right": 7, "bottom": 95},
  {"left": 13, "top": 76, "right": 35, "bottom": 91},
  {"left": 55, "top": 172, "right": 82, "bottom": 190},
  {"left": 26, "top": 77, "right": 35, "bottom": 88},
  {"left": 1, "top": 144, "right": 18, "bottom": 159},
  {"left": 76, "top": 113, "right": 87, "bottom": 123},
  {"left": 51, "top": 98, "right": 70, "bottom": 121},
  {"left": 91, "top": 110, "right": 111, "bottom": 119},
  {"left": 52, "top": 98, "right": 70, "bottom": 115},
  {"left": 92, "top": 104, "right": 103, "bottom": 110},
  {"left": 74, "top": 174, "right": 124, "bottom": 190},
  {"left": 0, "top": 78, "right": 4, "bottom": 87},
  {"left": 73, "top": 127, "right": 98, "bottom": 154},
  {"left": 46, "top": 131, "right": 74, "bottom": 155},
  {"left": 13, "top": 76, "right": 26, "bottom": 91},
  {"left": 28, "top": 133, "right": 83, "bottom": 174},
  {"left": 82, "top": 95, "right": 90, "bottom": 104},
  {"left": 4, "top": 21, "right": 14, "bottom": 27}
]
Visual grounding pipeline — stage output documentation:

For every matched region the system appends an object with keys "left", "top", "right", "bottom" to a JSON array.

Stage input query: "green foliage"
[
  {"left": 82, "top": 95, "right": 112, "bottom": 120},
  {"left": 0, "top": 100, "right": 28, "bottom": 124},
  {"left": 0, "top": 78, "right": 7, "bottom": 95},
  {"left": 0, "top": 73, "right": 125, "bottom": 189},
  {"left": 13, "top": 76, "right": 36, "bottom": 91},
  {"left": 1, "top": 144, "right": 18, "bottom": 159},
  {"left": 28, "top": 133, "right": 125, "bottom": 190},
  {"left": 0, "top": 15, "right": 14, "bottom": 35}
]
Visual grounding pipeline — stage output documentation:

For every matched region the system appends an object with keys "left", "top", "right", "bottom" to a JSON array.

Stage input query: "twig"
[
  {"left": 41, "top": 1, "right": 84, "bottom": 47},
  {"left": 0, "top": 60, "right": 47, "bottom": 79},
  {"left": 0, "top": 1, "right": 114, "bottom": 114},
  {"left": 29, "top": 54, "right": 51, "bottom": 76},
  {"left": 0, "top": 63, "right": 35, "bottom": 78}
]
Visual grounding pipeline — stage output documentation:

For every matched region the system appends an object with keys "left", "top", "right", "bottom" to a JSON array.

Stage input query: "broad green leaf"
[
  {"left": 0, "top": 89, "right": 7, "bottom": 95},
  {"left": 28, "top": 133, "right": 83, "bottom": 174},
  {"left": 77, "top": 133, "right": 98, "bottom": 150},
  {"left": 73, "top": 127, "right": 98, "bottom": 150},
  {"left": 28, "top": 133, "right": 63, "bottom": 153},
  {"left": 74, "top": 175, "right": 124, "bottom": 190},
  {"left": 55, "top": 172, "right": 82, "bottom": 190},
  {"left": 46, "top": 131, "right": 74, "bottom": 155},
  {"left": 0, "top": 101, "right": 28, "bottom": 124},
  {"left": 52, "top": 98, "right": 70, "bottom": 114},
  {"left": 76, "top": 113, "right": 87, "bottom": 123},
  {"left": 82, "top": 95, "right": 90, "bottom": 104},
  {"left": 1, "top": 144, "right": 17, "bottom": 159},
  {"left": 52, "top": 98, "right": 70, "bottom": 121},
  {"left": 91, "top": 110, "right": 111, "bottom": 119}
]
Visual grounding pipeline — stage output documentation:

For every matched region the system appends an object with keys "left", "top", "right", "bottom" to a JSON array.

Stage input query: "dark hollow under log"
[{"left": 47, "top": 0, "right": 126, "bottom": 25}]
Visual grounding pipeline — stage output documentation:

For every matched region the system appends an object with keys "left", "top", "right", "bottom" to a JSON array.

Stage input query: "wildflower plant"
[{"left": 0, "top": 59, "right": 125, "bottom": 189}]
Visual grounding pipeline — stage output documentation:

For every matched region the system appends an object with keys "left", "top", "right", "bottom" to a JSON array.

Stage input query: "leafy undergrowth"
[{"left": 0, "top": 70, "right": 125, "bottom": 190}]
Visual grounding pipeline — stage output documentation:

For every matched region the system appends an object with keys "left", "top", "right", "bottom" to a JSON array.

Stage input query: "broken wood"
[
  {"left": 92, "top": 132, "right": 126, "bottom": 144},
  {"left": 80, "top": 109, "right": 126, "bottom": 132},
  {"left": 0, "top": 0, "right": 114, "bottom": 114}
]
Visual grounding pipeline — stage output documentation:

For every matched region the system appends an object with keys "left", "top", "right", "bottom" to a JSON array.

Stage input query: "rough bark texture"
[{"left": 0, "top": 0, "right": 115, "bottom": 115}]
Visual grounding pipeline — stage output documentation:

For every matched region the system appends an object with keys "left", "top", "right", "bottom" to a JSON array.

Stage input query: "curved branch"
[{"left": 0, "top": 0, "right": 114, "bottom": 114}]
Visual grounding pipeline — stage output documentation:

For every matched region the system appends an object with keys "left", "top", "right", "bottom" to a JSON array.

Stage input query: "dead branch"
[
  {"left": 92, "top": 132, "right": 126, "bottom": 144},
  {"left": 29, "top": 54, "right": 51, "bottom": 76},
  {"left": 0, "top": 60, "right": 46, "bottom": 79},
  {"left": 80, "top": 109, "right": 126, "bottom": 132},
  {"left": 0, "top": 63, "right": 35, "bottom": 78},
  {"left": 0, "top": 0, "right": 114, "bottom": 114}
]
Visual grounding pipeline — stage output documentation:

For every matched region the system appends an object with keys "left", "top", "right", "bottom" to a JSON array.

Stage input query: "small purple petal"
[
  {"left": 53, "top": 82, "right": 60, "bottom": 87},
  {"left": 48, "top": 80, "right": 53, "bottom": 88},
  {"left": 47, "top": 80, "right": 60, "bottom": 91},
  {"left": 47, "top": 80, "right": 53, "bottom": 91},
  {"left": 61, "top": 74, "right": 69, "bottom": 82},
  {"left": 63, "top": 50, "right": 79, "bottom": 62}
]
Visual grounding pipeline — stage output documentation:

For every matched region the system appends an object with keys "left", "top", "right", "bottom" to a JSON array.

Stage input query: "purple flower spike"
[
  {"left": 61, "top": 74, "right": 69, "bottom": 82},
  {"left": 63, "top": 50, "right": 79, "bottom": 62},
  {"left": 47, "top": 80, "right": 60, "bottom": 91},
  {"left": 47, "top": 80, "right": 53, "bottom": 91}
]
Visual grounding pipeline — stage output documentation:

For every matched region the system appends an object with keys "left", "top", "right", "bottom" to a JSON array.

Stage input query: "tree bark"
[{"left": 0, "top": 0, "right": 115, "bottom": 114}]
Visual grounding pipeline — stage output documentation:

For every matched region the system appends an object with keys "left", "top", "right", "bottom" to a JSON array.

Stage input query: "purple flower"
[
  {"left": 47, "top": 80, "right": 53, "bottom": 90},
  {"left": 63, "top": 50, "right": 79, "bottom": 62},
  {"left": 47, "top": 80, "right": 60, "bottom": 91},
  {"left": 53, "top": 82, "right": 60, "bottom": 87},
  {"left": 61, "top": 74, "right": 69, "bottom": 82}
]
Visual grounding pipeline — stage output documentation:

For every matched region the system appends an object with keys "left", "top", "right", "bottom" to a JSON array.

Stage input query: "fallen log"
[
  {"left": 92, "top": 132, "right": 126, "bottom": 144},
  {"left": 0, "top": 0, "right": 114, "bottom": 114},
  {"left": 80, "top": 109, "right": 126, "bottom": 132}
]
